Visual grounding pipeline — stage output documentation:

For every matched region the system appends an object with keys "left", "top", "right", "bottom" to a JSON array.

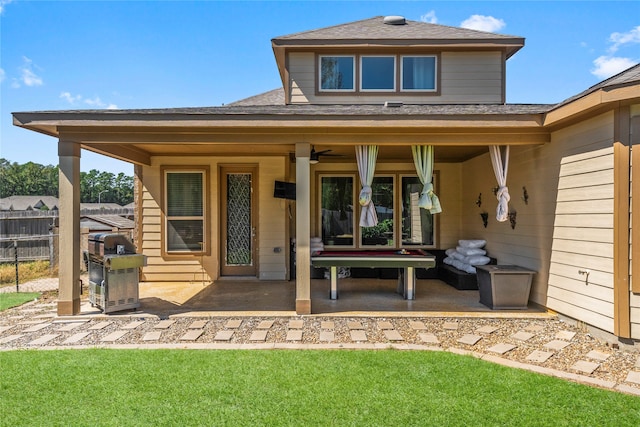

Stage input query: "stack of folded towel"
[{"left": 443, "top": 239, "right": 490, "bottom": 274}]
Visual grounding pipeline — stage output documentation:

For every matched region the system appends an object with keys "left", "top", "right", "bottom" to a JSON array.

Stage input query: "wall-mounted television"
[{"left": 274, "top": 181, "right": 296, "bottom": 200}]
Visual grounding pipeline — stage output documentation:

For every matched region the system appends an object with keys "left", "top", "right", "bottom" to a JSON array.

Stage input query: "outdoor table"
[{"left": 311, "top": 249, "right": 436, "bottom": 300}]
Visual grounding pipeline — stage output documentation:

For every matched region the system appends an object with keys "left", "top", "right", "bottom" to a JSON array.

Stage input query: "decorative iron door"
[{"left": 220, "top": 167, "right": 257, "bottom": 276}]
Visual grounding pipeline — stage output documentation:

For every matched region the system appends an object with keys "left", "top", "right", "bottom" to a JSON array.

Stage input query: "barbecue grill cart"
[{"left": 87, "top": 233, "right": 145, "bottom": 313}]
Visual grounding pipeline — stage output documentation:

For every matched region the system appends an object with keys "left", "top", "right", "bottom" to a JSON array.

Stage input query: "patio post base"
[
  {"left": 296, "top": 299, "right": 311, "bottom": 315},
  {"left": 57, "top": 298, "right": 80, "bottom": 316}
]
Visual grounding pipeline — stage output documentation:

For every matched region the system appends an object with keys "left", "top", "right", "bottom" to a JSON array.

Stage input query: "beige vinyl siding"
[
  {"left": 459, "top": 113, "right": 615, "bottom": 324},
  {"left": 288, "top": 51, "right": 503, "bottom": 105},
  {"left": 139, "top": 156, "right": 288, "bottom": 283}
]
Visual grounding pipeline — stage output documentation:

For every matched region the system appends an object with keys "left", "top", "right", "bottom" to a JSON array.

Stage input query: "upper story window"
[
  {"left": 401, "top": 56, "right": 437, "bottom": 91},
  {"left": 319, "top": 56, "right": 355, "bottom": 91},
  {"left": 360, "top": 56, "right": 395, "bottom": 91}
]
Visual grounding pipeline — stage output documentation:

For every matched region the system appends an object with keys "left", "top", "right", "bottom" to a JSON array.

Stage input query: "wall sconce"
[
  {"left": 475, "top": 193, "right": 482, "bottom": 208},
  {"left": 522, "top": 186, "right": 529, "bottom": 205},
  {"left": 480, "top": 212, "right": 489, "bottom": 228},
  {"left": 508, "top": 211, "right": 517, "bottom": 230}
]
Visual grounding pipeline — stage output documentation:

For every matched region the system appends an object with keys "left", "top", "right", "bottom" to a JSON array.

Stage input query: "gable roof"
[{"left": 273, "top": 16, "right": 523, "bottom": 54}]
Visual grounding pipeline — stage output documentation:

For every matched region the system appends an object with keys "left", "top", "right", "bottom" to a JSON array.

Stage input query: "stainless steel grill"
[{"left": 87, "top": 233, "right": 145, "bottom": 313}]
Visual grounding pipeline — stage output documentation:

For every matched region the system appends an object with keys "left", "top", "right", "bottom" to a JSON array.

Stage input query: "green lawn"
[
  {"left": 1, "top": 349, "right": 638, "bottom": 426},
  {"left": 0, "top": 292, "right": 40, "bottom": 311}
]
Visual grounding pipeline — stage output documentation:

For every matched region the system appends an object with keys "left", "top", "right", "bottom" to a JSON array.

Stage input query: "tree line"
[{"left": 0, "top": 159, "right": 134, "bottom": 206}]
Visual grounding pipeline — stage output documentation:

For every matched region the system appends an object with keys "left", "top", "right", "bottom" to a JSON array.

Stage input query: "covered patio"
[{"left": 132, "top": 277, "right": 548, "bottom": 318}]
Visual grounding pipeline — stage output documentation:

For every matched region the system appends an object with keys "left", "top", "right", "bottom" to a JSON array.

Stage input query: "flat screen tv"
[{"left": 274, "top": 181, "right": 296, "bottom": 200}]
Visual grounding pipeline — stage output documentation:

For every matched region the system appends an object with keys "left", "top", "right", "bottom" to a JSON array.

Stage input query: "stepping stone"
[
  {"left": 321, "top": 321, "right": 335, "bottom": 330},
  {"left": 0, "top": 334, "right": 24, "bottom": 344},
  {"left": 378, "top": 321, "right": 394, "bottom": 330},
  {"left": 384, "top": 330, "right": 404, "bottom": 341},
  {"left": 225, "top": 319, "right": 242, "bottom": 329},
  {"left": 154, "top": 320, "right": 176, "bottom": 329},
  {"left": 543, "top": 340, "right": 571, "bottom": 351},
  {"left": 249, "top": 330, "right": 268, "bottom": 341},
  {"left": 586, "top": 350, "right": 611, "bottom": 361},
  {"left": 188, "top": 320, "right": 208, "bottom": 329},
  {"left": 58, "top": 322, "right": 86, "bottom": 332},
  {"left": 347, "top": 321, "right": 364, "bottom": 330},
  {"left": 28, "top": 334, "right": 59, "bottom": 345},
  {"left": 122, "top": 321, "right": 146, "bottom": 330},
  {"left": 286, "top": 330, "right": 303, "bottom": 341},
  {"left": 625, "top": 371, "right": 640, "bottom": 385},
  {"left": 556, "top": 330, "right": 576, "bottom": 341},
  {"left": 526, "top": 350, "right": 553, "bottom": 363},
  {"left": 476, "top": 325, "right": 499, "bottom": 334},
  {"left": 319, "top": 331, "right": 334, "bottom": 342},
  {"left": 0, "top": 325, "right": 15, "bottom": 334},
  {"left": 571, "top": 360, "right": 600, "bottom": 374},
  {"left": 101, "top": 330, "right": 128, "bottom": 342},
  {"left": 524, "top": 325, "right": 544, "bottom": 332},
  {"left": 350, "top": 330, "right": 367, "bottom": 342},
  {"left": 143, "top": 331, "right": 162, "bottom": 341},
  {"left": 418, "top": 333, "right": 440, "bottom": 345},
  {"left": 62, "top": 332, "right": 91, "bottom": 344},
  {"left": 23, "top": 323, "right": 50, "bottom": 333},
  {"left": 89, "top": 321, "right": 112, "bottom": 331},
  {"left": 20, "top": 320, "right": 46, "bottom": 325},
  {"left": 288, "top": 320, "right": 304, "bottom": 329},
  {"left": 180, "top": 330, "right": 204, "bottom": 341},
  {"left": 256, "top": 320, "right": 274, "bottom": 329},
  {"left": 443, "top": 322, "right": 459, "bottom": 330},
  {"left": 409, "top": 321, "right": 427, "bottom": 330},
  {"left": 34, "top": 314, "right": 56, "bottom": 319},
  {"left": 457, "top": 334, "right": 482, "bottom": 346},
  {"left": 214, "top": 330, "right": 235, "bottom": 341},
  {"left": 511, "top": 331, "right": 535, "bottom": 341},
  {"left": 487, "top": 343, "right": 516, "bottom": 355}
]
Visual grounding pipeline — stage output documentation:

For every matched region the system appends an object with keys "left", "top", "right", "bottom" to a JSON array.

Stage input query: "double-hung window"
[
  {"left": 319, "top": 56, "right": 355, "bottom": 91},
  {"left": 401, "top": 55, "right": 437, "bottom": 91},
  {"left": 164, "top": 168, "right": 207, "bottom": 253}
]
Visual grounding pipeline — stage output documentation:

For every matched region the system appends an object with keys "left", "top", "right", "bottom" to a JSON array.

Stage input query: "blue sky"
[{"left": 1, "top": 1, "right": 638, "bottom": 176}]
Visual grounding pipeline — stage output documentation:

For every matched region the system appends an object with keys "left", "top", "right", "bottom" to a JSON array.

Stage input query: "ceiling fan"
[{"left": 310, "top": 146, "right": 342, "bottom": 164}]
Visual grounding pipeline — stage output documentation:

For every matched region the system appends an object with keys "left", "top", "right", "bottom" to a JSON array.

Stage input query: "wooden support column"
[
  {"left": 613, "top": 106, "right": 631, "bottom": 338},
  {"left": 632, "top": 116, "right": 640, "bottom": 294},
  {"left": 295, "top": 142, "right": 311, "bottom": 315},
  {"left": 57, "top": 140, "right": 81, "bottom": 315}
]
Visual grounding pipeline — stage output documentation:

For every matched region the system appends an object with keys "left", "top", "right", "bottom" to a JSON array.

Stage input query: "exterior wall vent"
[
  {"left": 383, "top": 16, "right": 406, "bottom": 25},
  {"left": 384, "top": 101, "right": 403, "bottom": 108}
]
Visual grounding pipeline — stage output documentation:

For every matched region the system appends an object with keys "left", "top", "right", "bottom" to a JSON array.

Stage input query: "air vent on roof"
[{"left": 383, "top": 16, "right": 406, "bottom": 25}]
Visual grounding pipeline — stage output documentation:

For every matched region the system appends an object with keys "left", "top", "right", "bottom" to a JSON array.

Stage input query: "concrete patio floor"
[{"left": 136, "top": 278, "right": 550, "bottom": 319}]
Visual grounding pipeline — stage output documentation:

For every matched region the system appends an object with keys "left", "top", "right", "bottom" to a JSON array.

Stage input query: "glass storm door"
[{"left": 220, "top": 167, "right": 257, "bottom": 276}]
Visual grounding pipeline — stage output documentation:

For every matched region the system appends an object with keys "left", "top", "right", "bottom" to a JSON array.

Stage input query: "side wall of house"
[
  {"left": 139, "top": 156, "right": 289, "bottom": 282},
  {"left": 461, "top": 112, "right": 616, "bottom": 332},
  {"left": 288, "top": 51, "right": 503, "bottom": 105}
]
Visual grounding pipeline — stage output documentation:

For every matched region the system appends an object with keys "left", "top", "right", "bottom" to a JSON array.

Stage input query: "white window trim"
[
  {"left": 164, "top": 169, "right": 207, "bottom": 254},
  {"left": 359, "top": 55, "right": 396, "bottom": 92},
  {"left": 318, "top": 55, "right": 356, "bottom": 93},
  {"left": 400, "top": 55, "right": 438, "bottom": 92}
]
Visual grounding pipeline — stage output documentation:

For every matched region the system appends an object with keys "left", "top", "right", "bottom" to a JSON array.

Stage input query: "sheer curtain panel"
[
  {"left": 489, "top": 145, "right": 510, "bottom": 222},
  {"left": 411, "top": 145, "right": 442, "bottom": 214},
  {"left": 355, "top": 145, "right": 379, "bottom": 227}
]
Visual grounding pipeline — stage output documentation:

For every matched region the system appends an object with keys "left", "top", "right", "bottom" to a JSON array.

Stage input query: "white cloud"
[
  {"left": 19, "top": 56, "right": 43, "bottom": 87},
  {"left": 420, "top": 11, "right": 438, "bottom": 24},
  {"left": 460, "top": 15, "right": 505, "bottom": 33},
  {"left": 591, "top": 56, "right": 637, "bottom": 79},
  {"left": 608, "top": 25, "right": 640, "bottom": 53},
  {"left": 60, "top": 92, "right": 82, "bottom": 104},
  {"left": 0, "top": 0, "right": 13, "bottom": 14},
  {"left": 60, "top": 92, "right": 118, "bottom": 109}
]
